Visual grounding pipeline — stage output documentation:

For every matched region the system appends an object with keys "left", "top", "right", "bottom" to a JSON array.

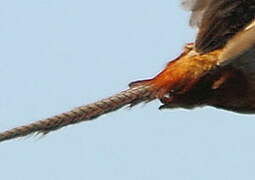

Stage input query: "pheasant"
[{"left": 1, "top": 0, "right": 255, "bottom": 142}]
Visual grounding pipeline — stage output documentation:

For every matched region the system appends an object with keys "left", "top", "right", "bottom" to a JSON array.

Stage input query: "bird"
[{"left": 1, "top": 0, "right": 255, "bottom": 142}]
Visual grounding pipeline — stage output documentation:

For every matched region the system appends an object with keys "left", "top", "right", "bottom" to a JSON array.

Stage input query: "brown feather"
[
  {"left": 219, "top": 24, "right": 255, "bottom": 66},
  {"left": 182, "top": 0, "right": 255, "bottom": 53},
  {"left": 181, "top": 0, "right": 211, "bottom": 27}
]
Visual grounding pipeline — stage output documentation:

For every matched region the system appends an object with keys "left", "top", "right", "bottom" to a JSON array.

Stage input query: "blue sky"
[{"left": 1, "top": 0, "right": 255, "bottom": 179}]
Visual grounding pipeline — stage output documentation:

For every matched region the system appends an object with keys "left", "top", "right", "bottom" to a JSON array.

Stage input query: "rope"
[{"left": 0, "top": 85, "right": 153, "bottom": 142}]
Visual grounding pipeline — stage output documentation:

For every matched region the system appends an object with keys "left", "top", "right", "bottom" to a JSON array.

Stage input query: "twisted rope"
[{"left": 0, "top": 85, "right": 153, "bottom": 142}]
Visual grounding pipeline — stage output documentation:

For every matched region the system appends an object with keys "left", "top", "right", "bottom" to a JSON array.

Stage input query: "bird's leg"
[
  {"left": 129, "top": 44, "right": 195, "bottom": 96},
  {"left": 130, "top": 43, "right": 222, "bottom": 103}
]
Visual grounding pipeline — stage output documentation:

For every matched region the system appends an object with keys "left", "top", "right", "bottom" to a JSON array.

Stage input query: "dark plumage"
[{"left": 183, "top": 0, "right": 255, "bottom": 53}]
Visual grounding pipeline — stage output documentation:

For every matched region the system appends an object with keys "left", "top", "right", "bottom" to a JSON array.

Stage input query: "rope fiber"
[{"left": 0, "top": 85, "right": 153, "bottom": 143}]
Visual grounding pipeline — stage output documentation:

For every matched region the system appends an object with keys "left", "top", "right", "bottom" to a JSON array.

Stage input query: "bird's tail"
[{"left": 0, "top": 85, "right": 154, "bottom": 142}]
